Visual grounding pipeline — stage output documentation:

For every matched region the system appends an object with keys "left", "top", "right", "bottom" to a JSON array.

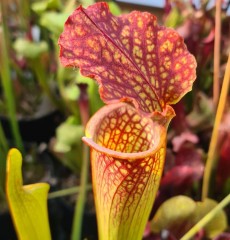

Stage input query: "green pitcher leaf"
[
  {"left": 63, "top": 83, "right": 80, "bottom": 101},
  {"left": 107, "top": 1, "right": 122, "bottom": 16},
  {"left": 151, "top": 196, "right": 228, "bottom": 238},
  {"left": 6, "top": 149, "right": 51, "bottom": 240},
  {"left": 40, "top": 12, "right": 69, "bottom": 36},
  {"left": 52, "top": 117, "right": 84, "bottom": 172},
  {"left": 31, "top": 0, "right": 62, "bottom": 14},
  {"left": 14, "top": 38, "right": 48, "bottom": 59},
  {"left": 165, "top": 7, "right": 184, "bottom": 28},
  {"left": 151, "top": 195, "right": 196, "bottom": 233},
  {"left": 192, "top": 198, "right": 228, "bottom": 238}
]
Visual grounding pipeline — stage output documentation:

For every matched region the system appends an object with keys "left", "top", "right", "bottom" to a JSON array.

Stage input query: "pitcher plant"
[{"left": 59, "top": 2, "right": 197, "bottom": 239}]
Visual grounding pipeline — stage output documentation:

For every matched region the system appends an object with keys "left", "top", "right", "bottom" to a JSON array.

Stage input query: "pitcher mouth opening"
[{"left": 82, "top": 102, "right": 166, "bottom": 160}]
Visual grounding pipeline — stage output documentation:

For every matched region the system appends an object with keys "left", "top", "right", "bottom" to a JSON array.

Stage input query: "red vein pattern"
[
  {"left": 91, "top": 149, "right": 165, "bottom": 240},
  {"left": 94, "top": 104, "right": 158, "bottom": 153},
  {"left": 59, "top": 3, "right": 197, "bottom": 239},
  {"left": 59, "top": 2, "right": 197, "bottom": 114},
  {"left": 83, "top": 103, "right": 166, "bottom": 239}
]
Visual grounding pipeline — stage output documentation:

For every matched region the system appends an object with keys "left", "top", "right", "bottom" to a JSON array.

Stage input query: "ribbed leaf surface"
[
  {"left": 83, "top": 103, "right": 167, "bottom": 240},
  {"left": 59, "top": 2, "right": 196, "bottom": 114},
  {"left": 6, "top": 149, "right": 51, "bottom": 240}
]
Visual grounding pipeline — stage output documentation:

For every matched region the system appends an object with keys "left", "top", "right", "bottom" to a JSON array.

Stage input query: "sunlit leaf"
[
  {"left": 6, "top": 149, "right": 51, "bottom": 240},
  {"left": 52, "top": 117, "right": 84, "bottom": 172},
  {"left": 165, "top": 7, "right": 184, "bottom": 28},
  {"left": 63, "top": 0, "right": 77, "bottom": 14},
  {"left": 63, "top": 83, "right": 80, "bottom": 101},
  {"left": 151, "top": 196, "right": 228, "bottom": 239},
  {"left": 14, "top": 38, "right": 48, "bottom": 59},
  {"left": 59, "top": 2, "right": 196, "bottom": 115},
  {"left": 107, "top": 1, "right": 122, "bottom": 16},
  {"left": 40, "top": 12, "right": 69, "bottom": 37},
  {"left": 55, "top": 117, "right": 84, "bottom": 150},
  {"left": 192, "top": 199, "right": 228, "bottom": 238},
  {"left": 80, "top": 0, "right": 95, "bottom": 8},
  {"left": 151, "top": 195, "right": 196, "bottom": 234},
  {"left": 31, "top": 0, "right": 62, "bottom": 14},
  {"left": 83, "top": 103, "right": 171, "bottom": 240}
]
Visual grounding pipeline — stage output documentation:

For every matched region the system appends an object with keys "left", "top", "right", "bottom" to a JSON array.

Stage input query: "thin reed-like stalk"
[
  {"left": 0, "top": 2, "right": 24, "bottom": 153},
  {"left": 213, "top": 0, "right": 222, "bottom": 108},
  {"left": 71, "top": 144, "right": 90, "bottom": 240},
  {"left": 202, "top": 53, "right": 230, "bottom": 200},
  {"left": 48, "top": 184, "right": 92, "bottom": 199},
  {"left": 181, "top": 193, "right": 230, "bottom": 240},
  {"left": 19, "top": 0, "right": 30, "bottom": 31}
]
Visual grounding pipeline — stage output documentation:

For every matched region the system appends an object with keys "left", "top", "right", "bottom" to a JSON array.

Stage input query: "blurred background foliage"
[{"left": 0, "top": 0, "right": 230, "bottom": 239}]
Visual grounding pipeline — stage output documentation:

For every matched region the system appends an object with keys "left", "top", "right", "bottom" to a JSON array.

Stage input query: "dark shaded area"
[
  {"left": 0, "top": 211, "right": 17, "bottom": 240},
  {"left": 0, "top": 110, "right": 64, "bottom": 143},
  {"left": 48, "top": 198, "right": 98, "bottom": 240}
]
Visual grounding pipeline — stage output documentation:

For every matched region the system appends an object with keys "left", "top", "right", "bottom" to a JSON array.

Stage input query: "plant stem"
[
  {"left": 71, "top": 144, "right": 90, "bottom": 240},
  {"left": 213, "top": 0, "right": 222, "bottom": 109},
  {"left": 0, "top": 4, "right": 24, "bottom": 153},
  {"left": 48, "top": 184, "right": 92, "bottom": 199},
  {"left": 19, "top": 0, "right": 30, "bottom": 32},
  {"left": 202, "top": 53, "right": 230, "bottom": 200},
  {"left": 181, "top": 193, "right": 230, "bottom": 240}
]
